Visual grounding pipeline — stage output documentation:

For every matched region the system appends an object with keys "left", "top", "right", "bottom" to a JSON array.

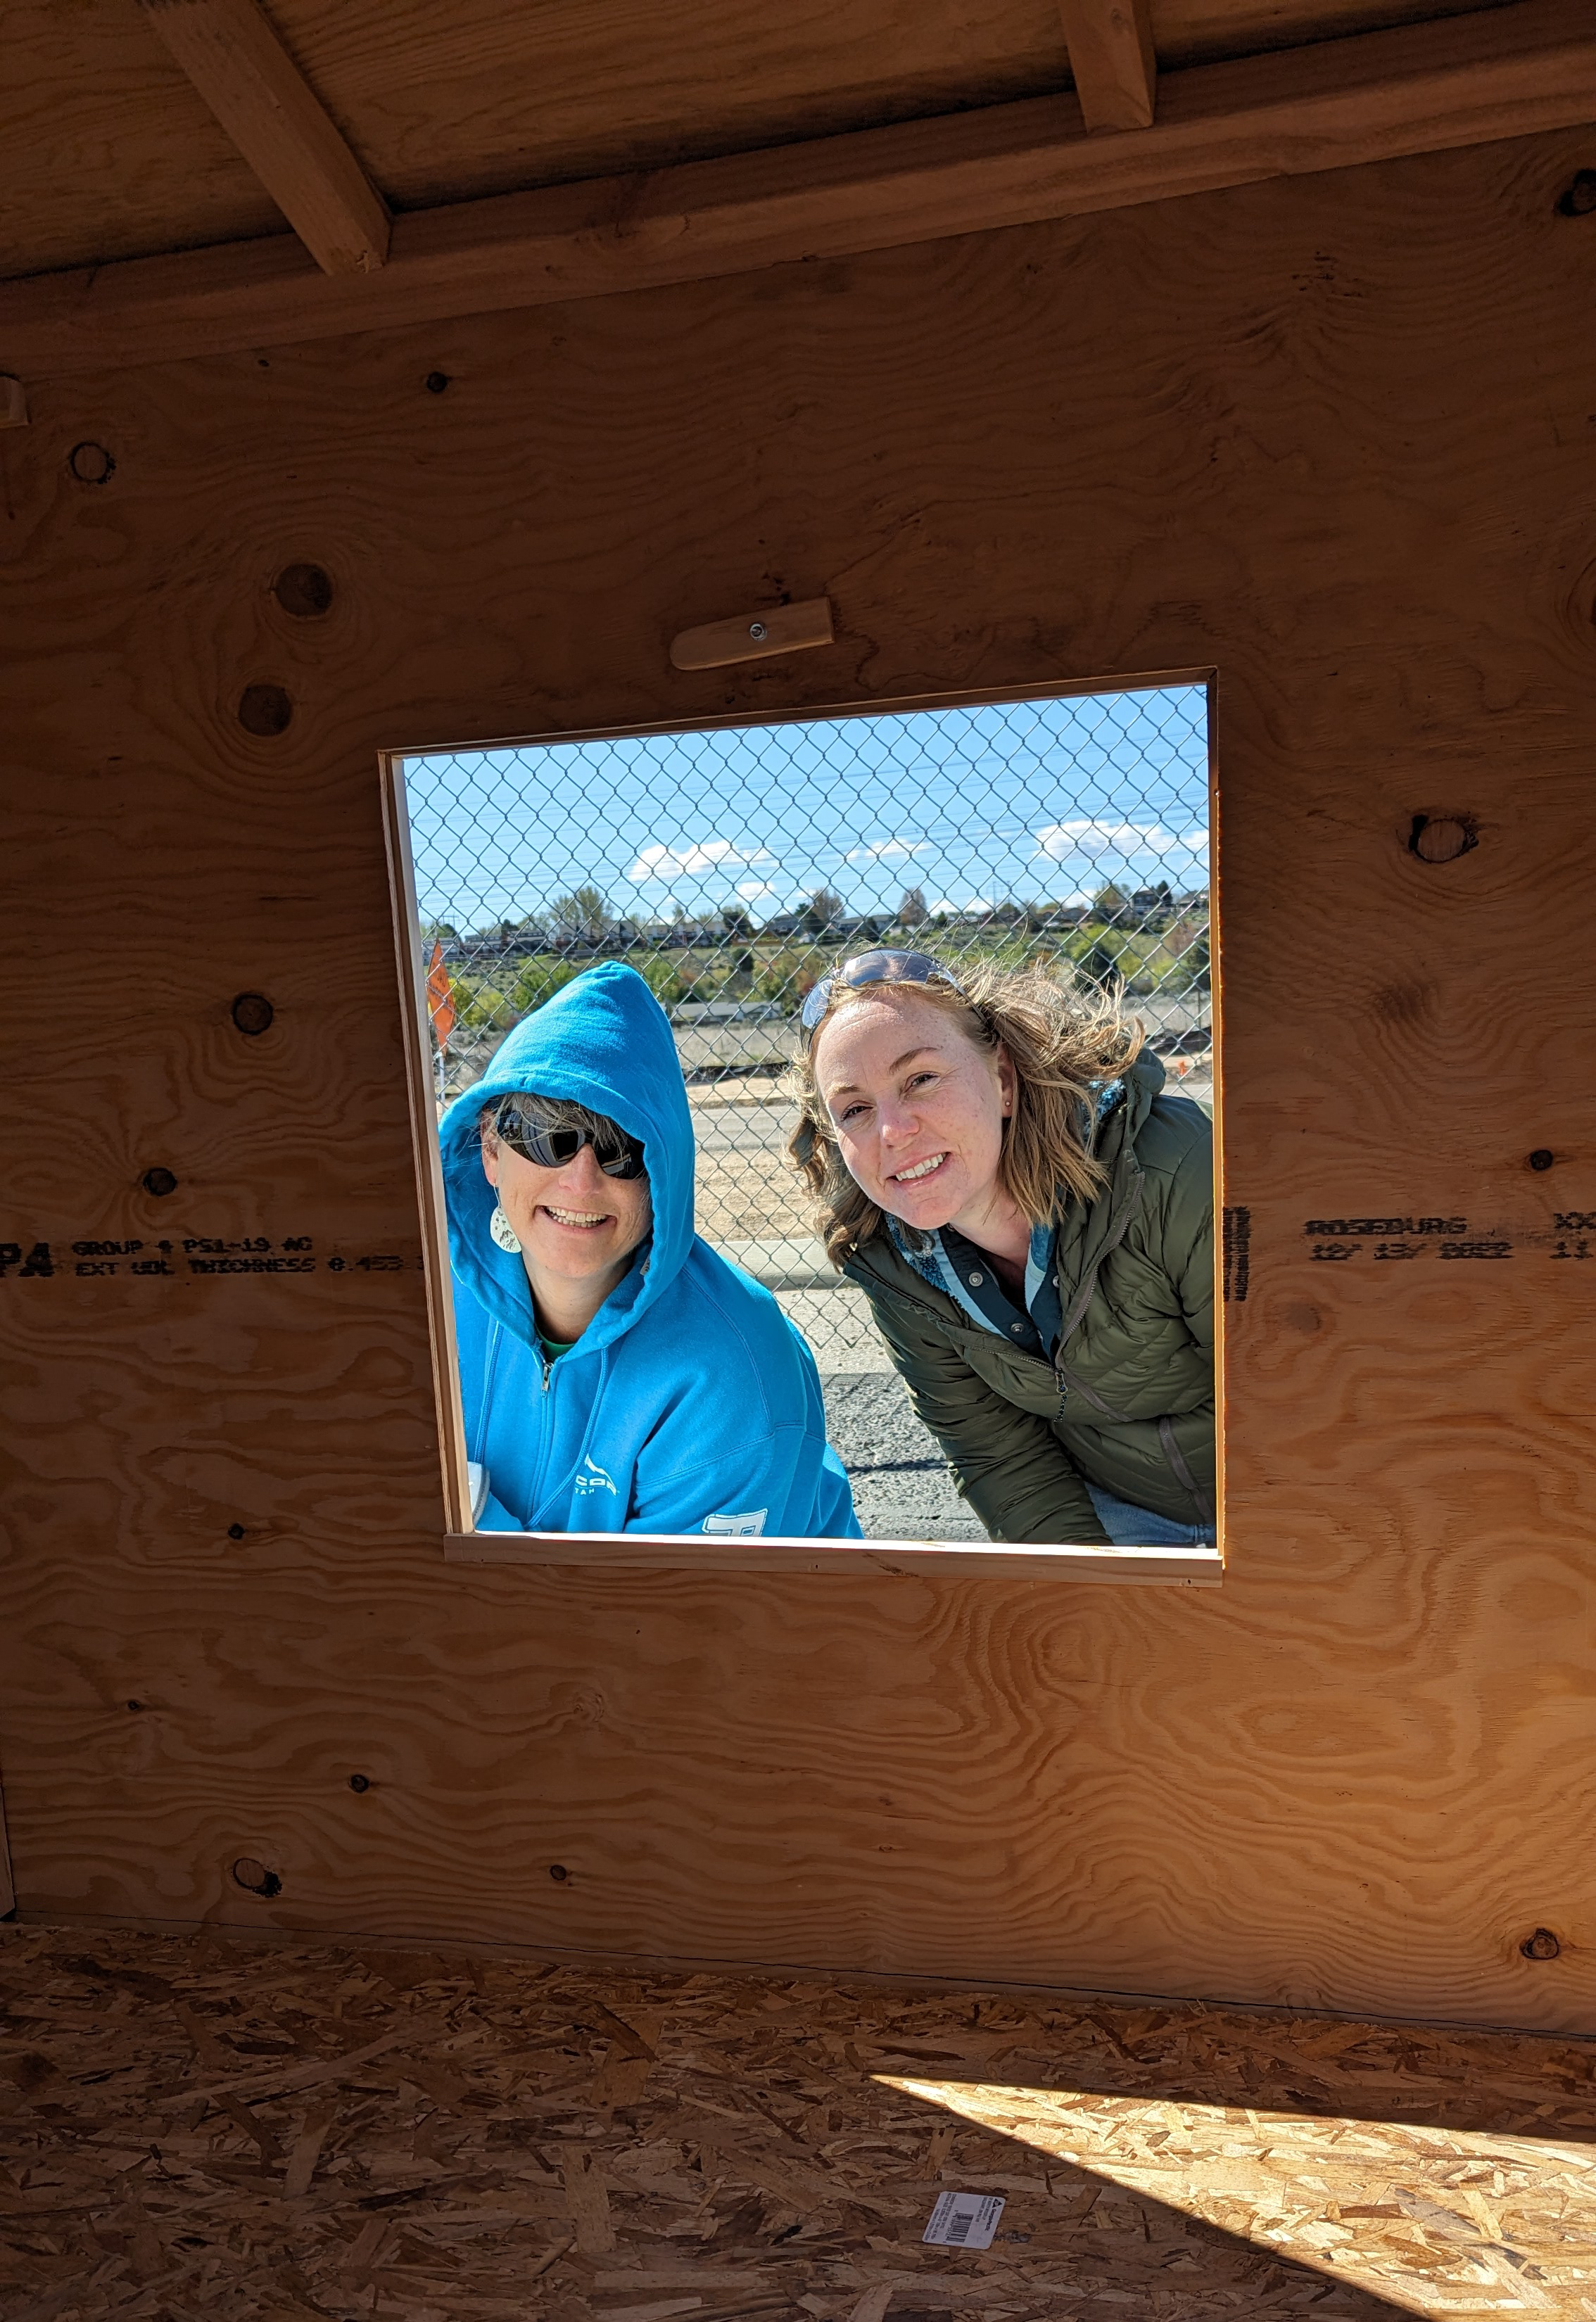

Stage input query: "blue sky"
[{"left": 404, "top": 685, "right": 1209, "bottom": 934}]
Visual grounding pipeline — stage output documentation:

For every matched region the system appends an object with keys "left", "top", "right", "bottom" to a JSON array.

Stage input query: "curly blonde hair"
[{"left": 787, "top": 957, "right": 1142, "bottom": 1269}]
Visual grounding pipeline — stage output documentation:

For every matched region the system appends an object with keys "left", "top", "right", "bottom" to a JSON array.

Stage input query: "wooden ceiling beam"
[
  {"left": 6, "top": 0, "right": 1593, "bottom": 378},
  {"left": 1058, "top": 0, "right": 1158, "bottom": 132},
  {"left": 135, "top": 0, "right": 389, "bottom": 275}
]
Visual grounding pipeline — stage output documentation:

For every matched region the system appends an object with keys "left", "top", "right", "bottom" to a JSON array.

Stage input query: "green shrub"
[
  {"left": 506, "top": 958, "right": 592, "bottom": 1015},
  {"left": 444, "top": 918, "right": 1208, "bottom": 1042},
  {"left": 450, "top": 971, "right": 521, "bottom": 1034},
  {"left": 753, "top": 944, "right": 829, "bottom": 1005},
  {"left": 630, "top": 953, "right": 688, "bottom": 1008}
]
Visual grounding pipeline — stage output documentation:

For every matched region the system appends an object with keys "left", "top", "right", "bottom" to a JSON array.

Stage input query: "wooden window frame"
[{"left": 380, "top": 670, "right": 1223, "bottom": 1585}]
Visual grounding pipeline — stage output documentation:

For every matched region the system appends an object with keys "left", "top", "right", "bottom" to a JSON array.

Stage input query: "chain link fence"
[{"left": 403, "top": 686, "right": 1210, "bottom": 1374}]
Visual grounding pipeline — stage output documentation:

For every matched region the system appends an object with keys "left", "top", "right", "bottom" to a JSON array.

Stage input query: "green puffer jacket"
[{"left": 841, "top": 1051, "right": 1213, "bottom": 1545}]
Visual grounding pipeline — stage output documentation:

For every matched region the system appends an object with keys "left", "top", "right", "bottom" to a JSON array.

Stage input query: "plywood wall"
[{"left": 4, "top": 120, "right": 1596, "bottom": 2031}]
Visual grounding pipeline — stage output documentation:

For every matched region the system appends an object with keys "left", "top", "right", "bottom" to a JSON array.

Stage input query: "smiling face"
[
  {"left": 481, "top": 1126, "right": 652, "bottom": 1334},
  {"left": 811, "top": 988, "right": 1022, "bottom": 1247}
]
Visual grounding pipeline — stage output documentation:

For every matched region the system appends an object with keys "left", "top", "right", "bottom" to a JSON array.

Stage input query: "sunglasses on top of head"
[
  {"left": 489, "top": 1099, "right": 647, "bottom": 1180},
  {"left": 799, "top": 949, "right": 965, "bottom": 1043}
]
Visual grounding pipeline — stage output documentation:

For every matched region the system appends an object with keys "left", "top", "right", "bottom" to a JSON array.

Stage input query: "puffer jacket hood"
[{"left": 439, "top": 960, "right": 692, "bottom": 1362}]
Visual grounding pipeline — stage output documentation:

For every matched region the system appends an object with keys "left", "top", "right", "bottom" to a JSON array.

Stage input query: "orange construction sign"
[{"left": 426, "top": 939, "right": 456, "bottom": 1048}]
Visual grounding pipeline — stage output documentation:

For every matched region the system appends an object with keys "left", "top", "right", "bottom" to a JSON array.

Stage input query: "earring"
[{"left": 488, "top": 1204, "right": 522, "bottom": 1254}]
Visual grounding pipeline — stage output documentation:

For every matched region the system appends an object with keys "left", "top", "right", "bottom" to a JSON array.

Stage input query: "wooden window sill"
[{"left": 443, "top": 1533, "right": 1222, "bottom": 1582}]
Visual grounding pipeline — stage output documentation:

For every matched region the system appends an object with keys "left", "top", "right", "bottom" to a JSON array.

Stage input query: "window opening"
[{"left": 393, "top": 682, "right": 1214, "bottom": 1556}]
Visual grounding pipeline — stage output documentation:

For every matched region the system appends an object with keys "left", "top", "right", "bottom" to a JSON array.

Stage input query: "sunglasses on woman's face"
[
  {"left": 490, "top": 1100, "right": 647, "bottom": 1180},
  {"left": 799, "top": 949, "right": 965, "bottom": 1043}
]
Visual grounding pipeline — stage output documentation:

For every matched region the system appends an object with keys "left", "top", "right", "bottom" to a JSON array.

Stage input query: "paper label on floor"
[{"left": 923, "top": 2190, "right": 1005, "bottom": 2249}]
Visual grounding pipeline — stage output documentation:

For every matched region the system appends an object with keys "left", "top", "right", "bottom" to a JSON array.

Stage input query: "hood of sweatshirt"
[{"left": 438, "top": 962, "right": 693, "bottom": 1359}]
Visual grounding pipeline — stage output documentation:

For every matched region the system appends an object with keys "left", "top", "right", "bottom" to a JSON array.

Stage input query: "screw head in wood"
[
  {"left": 1557, "top": 170, "right": 1596, "bottom": 217},
  {"left": 227, "top": 1523, "right": 246, "bottom": 1540},
  {"left": 348, "top": 1774, "right": 371, "bottom": 1792},
  {"left": 141, "top": 1167, "right": 177, "bottom": 1198},
  {"left": 424, "top": 371, "right": 450, "bottom": 393},
  {"left": 1520, "top": 1926, "right": 1561, "bottom": 1960},
  {"left": 748, "top": 621, "right": 768, "bottom": 640},
  {"left": 549, "top": 1863, "right": 570, "bottom": 1882},
  {"left": 1528, "top": 1149, "right": 1555, "bottom": 1172},
  {"left": 231, "top": 991, "right": 275, "bottom": 1035}
]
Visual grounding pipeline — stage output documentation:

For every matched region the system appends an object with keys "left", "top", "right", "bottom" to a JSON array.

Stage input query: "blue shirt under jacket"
[{"left": 439, "top": 962, "right": 859, "bottom": 1540}]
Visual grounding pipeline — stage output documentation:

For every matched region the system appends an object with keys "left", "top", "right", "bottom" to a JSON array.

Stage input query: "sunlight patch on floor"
[{"left": 877, "top": 2075, "right": 1596, "bottom": 2317}]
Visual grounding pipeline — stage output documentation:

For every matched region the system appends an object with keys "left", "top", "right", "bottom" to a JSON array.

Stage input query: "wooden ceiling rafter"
[
  {"left": 134, "top": 0, "right": 390, "bottom": 276},
  {"left": 1058, "top": 0, "right": 1159, "bottom": 132},
  {"left": 4, "top": 0, "right": 1593, "bottom": 379}
]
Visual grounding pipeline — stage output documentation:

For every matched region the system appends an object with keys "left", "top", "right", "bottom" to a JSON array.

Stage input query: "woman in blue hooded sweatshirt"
[{"left": 440, "top": 962, "right": 859, "bottom": 1540}]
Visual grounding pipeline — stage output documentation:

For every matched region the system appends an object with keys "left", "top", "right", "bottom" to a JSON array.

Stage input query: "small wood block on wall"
[{"left": 669, "top": 595, "right": 833, "bottom": 671}]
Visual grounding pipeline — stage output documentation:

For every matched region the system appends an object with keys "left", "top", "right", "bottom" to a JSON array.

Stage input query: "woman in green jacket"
[{"left": 790, "top": 949, "right": 1214, "bottom": 1547}]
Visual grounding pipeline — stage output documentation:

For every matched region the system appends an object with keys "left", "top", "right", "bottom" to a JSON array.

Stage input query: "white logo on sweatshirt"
[
  {"left": 703, "top": 1508, "right": 767, "bottom": 1537},
  {"left": 574, "top": 1457, "right": 618, "bottom": 1497}
]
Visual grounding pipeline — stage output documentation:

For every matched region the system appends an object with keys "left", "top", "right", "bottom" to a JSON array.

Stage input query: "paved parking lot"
[{"left": 820, "top": 1369, "right": 986, "bottom": 1540}]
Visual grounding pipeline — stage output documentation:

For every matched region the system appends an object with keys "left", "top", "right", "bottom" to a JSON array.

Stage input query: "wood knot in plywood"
[
  {"left": 1407, "top": 813, "right": 1477, "bottom": 864},
  {"left": 1368, "top": 981, "right": 1432, "bottom": 1027}
]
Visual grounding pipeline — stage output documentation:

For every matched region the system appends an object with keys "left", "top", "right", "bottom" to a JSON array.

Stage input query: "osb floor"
[{"left": 2, "top": 1927, "right": 1595, "bottom": 2321}]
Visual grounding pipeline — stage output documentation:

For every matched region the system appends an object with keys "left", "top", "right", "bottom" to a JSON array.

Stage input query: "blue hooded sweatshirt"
[{"left": 439, "top": 962, "right": 859, "bottom": 1540}]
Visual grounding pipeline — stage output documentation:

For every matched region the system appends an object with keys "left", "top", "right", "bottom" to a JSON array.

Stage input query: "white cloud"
[
  {"left": 846, "top": 837, "right": 932, "bottom": 864},
  {"left": 735, "top": 880, "right": 776, "bottom": 900},
  {"left": 628, "top": 839, "right": 775, "bottom": 881},
  {"left": 929, "top": 896, "right": 992, "bottom": 915},
  {"left": 1032, "top": 818, "right": 1179, "bottom": 863}
]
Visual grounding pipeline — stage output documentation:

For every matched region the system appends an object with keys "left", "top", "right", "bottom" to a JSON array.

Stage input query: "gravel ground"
[{"left": 821, "top": 1371, "right": 987, "bottom": 1542}]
